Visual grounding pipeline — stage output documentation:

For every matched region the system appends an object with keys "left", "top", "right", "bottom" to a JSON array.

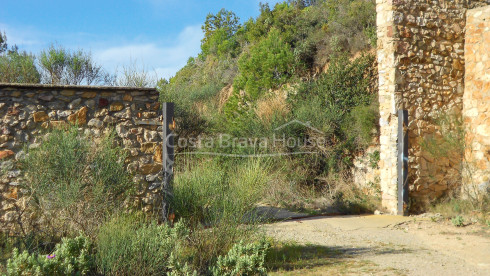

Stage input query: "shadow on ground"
[{"left": 266, "top": 241, "right": 412, "bottom": 273}]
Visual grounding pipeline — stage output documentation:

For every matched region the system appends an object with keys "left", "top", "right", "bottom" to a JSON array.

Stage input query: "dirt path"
[{"left": 265, "top": 214, "right": 490, "bottom": 275}]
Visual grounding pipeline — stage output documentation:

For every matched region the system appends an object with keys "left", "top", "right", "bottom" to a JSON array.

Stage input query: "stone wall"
[
  {"left": 0, "top": 84, "right": 164, "bottom": 232},
  {"left": 463, "top": 5, "right": 490, "bottom": 194},
  {"left": 352, "top": 145, "right": 381, "bottom": 197},
  {"left": 376, "top": 0, "right": 489, "bottom": 213}
]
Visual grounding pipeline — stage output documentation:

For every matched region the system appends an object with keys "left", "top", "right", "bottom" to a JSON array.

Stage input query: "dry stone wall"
[
  {"left": 377, "top": 0, "right": 489, "bottom": 213},
  {"left": 0, "top": 84, "right": 164, "bottom": 232},
  {"left": 463, "top": 5, "right": 490, "bottom": 194}
]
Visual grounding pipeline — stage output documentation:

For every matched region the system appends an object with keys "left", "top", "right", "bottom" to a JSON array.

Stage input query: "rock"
[
  {"left": 60, "top": 90, "right": 75, "bottom": 96},
  {"left": 0, "top": 150, "right": 14, "bottom": 159},
  {"left": 33, "top": 111, "right": 49, "bottom": 122},
  {"left": 154, "top": 144, "right": 162, "bottom": 162},
  {"left": 57, "top": 110, "right": 73, "bottom": 118},
  {"left": 0, "top": 135, "right": 10, "bottom": 143},
  {"left": 67, "top": 106, "right": 88, "bottom": 125},
  {"left": 144, "top": 130, "right": 158, "bottom": 142},
  {"left": 68, "top": 98, "right": 82, "bottom": 109},
  {"left": 88, "top": 118, "right": 104, "bottom": 129},
  {"left": 95, "top": 109, "right": 108, "bottom": 117},
  {"left": 39, "top": 94, "right": 54, "bottom": 101},
  {"left": 110, "top": 102, "right": 124, "bottom": 112},
  {"left": 15, "top": 150, "right": 26, "bottom": 161},
  {"left": 114, "top": 108, "right": 131, "bottom": 119},
  {"left": 7, "top": 170, "right": 21, "bottom": 178},
  {"left": 140, "top": 142, "right": 156, "bottom": 153},
  {"left": 139, "top": 164, "right": 162, "bottom": 174},
  {"left": 81, "top": 92, "right": 97, "bottom": 98},
  {"left": 123, "top": 94, "right": 133, "bottom": 102},
  {"left": 103, "top": 115, "right": 116, "bottom": 124},
  {"left": 146, "top": 174, "right": 159, "bottom": 182},
  {"left": 85, "top": 99, "right": 96, "bottom": 109},
  {"left": 116, "top": 125, "right": 129, "bottom": 138},
  {"left": 99, "top": 98, "right": 109, "bottom": 107}
]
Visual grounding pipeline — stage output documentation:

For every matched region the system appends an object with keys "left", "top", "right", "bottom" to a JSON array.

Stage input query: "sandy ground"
[{"left": 265, "top": 214, "right": 490, "bottom": 275}]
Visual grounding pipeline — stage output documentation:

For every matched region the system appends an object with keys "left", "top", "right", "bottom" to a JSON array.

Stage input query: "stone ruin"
[
  {"left": 376, "top": 0, "right": 489, "bottom": 213},
  {"left": 0, "top": 84, "right": 164, "bottom": 232}
]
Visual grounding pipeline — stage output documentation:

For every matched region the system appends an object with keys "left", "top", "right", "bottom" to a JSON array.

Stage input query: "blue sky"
[{"left": 1, "top": 0, "right": 283, "bottom": 80}]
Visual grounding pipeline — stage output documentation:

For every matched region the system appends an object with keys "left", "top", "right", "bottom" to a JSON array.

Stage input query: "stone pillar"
[
  {"left": 376, "top": 0, "right": 470, "bottom": 213},
  {"left": 463, "top": 5, "right": 490, "bottom": 195},
  {"left": 377, "top": 0, "right": 399, "bottom": 214}
]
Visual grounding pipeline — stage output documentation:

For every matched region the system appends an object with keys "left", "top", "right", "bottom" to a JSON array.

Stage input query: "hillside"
[{"left": 159, "top": 0, "right": 380, "bottom": 212}]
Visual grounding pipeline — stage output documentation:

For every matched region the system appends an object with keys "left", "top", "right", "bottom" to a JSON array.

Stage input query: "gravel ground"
[{"left": 265, "top": 214, "right": 490, "bottom": 275}]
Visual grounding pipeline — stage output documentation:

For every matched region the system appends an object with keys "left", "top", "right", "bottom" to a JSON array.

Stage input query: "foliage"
[
  {"left": 21, "top": 127, "right": 132, "bottom": 237},
  {"left": 233, "top": 28, "right": 295, "bottom": 100},
  {"left": 0, "top": 50, "right": 41, "bottom": 83},
  {"left": 96, "top": 214, "right": 190, "bottom": 276},
  {"left": 6, "top": 235, "right": 94, "bottom": 276},
  {"left": 289, "top": 54, "right": 377, "bottom": 171},
  {"left": 211, "top": 239, "right": 270, "bottom": 276},
  {"left": 170, "top": 157, "right": 271, "bottom": 272},
  {"left": 451, "top": 215, "right": 465, "bottom": 227},
  {"left": 201, "top": 9, "right": 240, "bottom": 48},
  {"left": 171, "top": 158, "right": 270, "bottom": 226},
  {"left": 38, "top": 44, "right": 110, "bottom": 85},
  {"left": 0, "top": 31, "right": 7, "bottom": 53},
  {"left": 200, "top": 9, "right": 241, "bottom": 59},
  {"left": 0, "top": 32, "right": 40, "bottom": 83},
  {"left": 114, "top": 59, "right": 157, "bottom": 87}
]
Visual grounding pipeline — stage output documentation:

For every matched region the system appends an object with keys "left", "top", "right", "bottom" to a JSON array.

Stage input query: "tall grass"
[
  {"left": 96, "top": 214, "right": 190, "bottom": 276},
  {"left": 170, "top": 157, "right": 272, "bottom": 272},
  {"left": 21, "top": 126, "right": 132, "bottom": 238}
]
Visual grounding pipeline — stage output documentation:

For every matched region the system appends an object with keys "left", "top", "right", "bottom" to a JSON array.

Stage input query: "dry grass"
[{"left": 254, "top": 89, "right": 289, "bottom": 126}]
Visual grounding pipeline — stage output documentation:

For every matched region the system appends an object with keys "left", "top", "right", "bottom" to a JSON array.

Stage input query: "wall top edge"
[{"left": 0, "top": 83, "right": 157, "bottom": 93}]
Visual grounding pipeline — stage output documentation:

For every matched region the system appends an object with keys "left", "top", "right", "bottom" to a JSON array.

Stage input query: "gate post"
[
  {"left": 397, "top": 110, "right": 409, "bottom": 215},
  {"left": 162, "top": 102, "right": 175, "bottom": 223}
]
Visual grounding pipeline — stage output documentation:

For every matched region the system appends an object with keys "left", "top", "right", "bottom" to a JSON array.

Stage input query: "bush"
[
  {"left": 170, "top": 157, "right": 271, "bottom": 272},
  {"left": 21, "top": 127, "right": 132, "bottom": 238},
  {"left": 451, "top": 215, "right": 465, "bottom": 227},
  {"left": 211, "top": 239, "right": 270, "bottom": 276},
  {"left": 171, "top": 158, "right": 270, "bottom": 226},
  {"left": 96, "top": 214, "right": 190, "bottom": 276},
  {"left": 233, "top": 28, "right": 295, "bottom": 101},
  {"left": 6, "top": 235, "right": 94, "bottom": 276},
  {"left": 289, "top": 54, "right": 377, "bottom": 172}
]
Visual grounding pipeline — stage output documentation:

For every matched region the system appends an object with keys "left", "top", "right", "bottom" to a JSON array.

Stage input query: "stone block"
[{"left": 33, "top": 111, "right": 49, "bottom": 122}]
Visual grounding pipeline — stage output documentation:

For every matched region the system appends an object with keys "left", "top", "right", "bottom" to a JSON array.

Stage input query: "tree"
[
  {"left": 201, "top": 9, "right": 240, "bottom": 58},
  {"left": 0, "top": 31, "right": 7, "bottom": 53},
  {"left": 114, "top": 59, "right": 157, "bottom": 88},
  {"left": 38, "top": 44, "right": 109, "bottom": 85},
  {"left": 233, "top": 28, "right": 294, "bottom": 100},
  {"left": 0, "top": 32, "right": 40, "bottom": 83}
]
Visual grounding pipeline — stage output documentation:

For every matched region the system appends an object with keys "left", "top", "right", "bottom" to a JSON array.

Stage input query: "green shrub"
[
  {"left": 171, "top": 158, "right": 270, "bottom": 226},
  {"left": 21, "top": 127, "right": 132, "bottom": 238},
  {"left": 0, "top": 50, "right": 40, "bottom": 83},
  {"left": 211, "top": 239, "right": 270, "bottom": 276},
  {"left": 451, "top": 215, "right": 465, "bottom": 227},
  {"left": 289, "top": 54, "right": 377, "bottom": 172},
  {"left": 170, "top": 157, "right": 271, "bottom": 272},
  {"left": 6, "top": 235, "right": 94, "bottom": 276},
  {"left": 96, "top": 214, "right": 190, "bottom": 276},
  {"left": 232, "top": 28, "right": 295, "bottom": 101}
]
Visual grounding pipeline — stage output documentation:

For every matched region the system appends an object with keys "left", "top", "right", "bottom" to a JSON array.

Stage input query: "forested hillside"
[{"left": 160, "top": 0, "right": 380, "bottom": 212}]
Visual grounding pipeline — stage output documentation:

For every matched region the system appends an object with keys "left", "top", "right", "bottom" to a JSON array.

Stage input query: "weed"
[
  {"left": 451, "top": 216, "right": 465, "bottom": 227},
  {"left": 20, "top": 126, "right": 132, "bottom": 238}
]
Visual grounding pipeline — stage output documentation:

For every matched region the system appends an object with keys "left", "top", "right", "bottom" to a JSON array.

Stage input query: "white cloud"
[
  {"left": 94, "top": 25, "right": 203, "bottom": 80},
  {"left": 0, "top": 23, "right": 46, "bottom": 50}
]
